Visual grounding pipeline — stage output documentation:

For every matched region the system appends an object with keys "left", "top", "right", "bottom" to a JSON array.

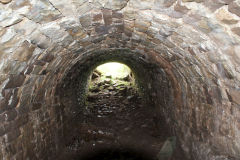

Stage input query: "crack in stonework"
[
  {"left": 3, "top": 18, "right": 23, "bottom": 29},
  {"left": 47, "top": 0, "right": 63, "bottom": 16}
]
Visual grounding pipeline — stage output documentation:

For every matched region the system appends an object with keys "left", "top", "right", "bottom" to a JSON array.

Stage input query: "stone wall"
[{"left": 0, "top": 0, "right": 240, "bottom": 159}]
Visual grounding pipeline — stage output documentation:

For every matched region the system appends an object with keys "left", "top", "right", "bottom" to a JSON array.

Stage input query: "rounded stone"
[
  {"left": 216, "top": 8, "right": 239, "bottom": 24},
  {"left": 0, "top": 0, "right": 12, "bottom": 4}
]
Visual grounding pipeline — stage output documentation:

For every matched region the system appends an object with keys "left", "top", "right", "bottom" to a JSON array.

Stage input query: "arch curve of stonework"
[{"left": 0, "top": 0, "right": 240, "bottom": 159}]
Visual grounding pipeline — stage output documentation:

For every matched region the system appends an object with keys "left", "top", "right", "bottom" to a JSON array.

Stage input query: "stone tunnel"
[{"left": 0, "top": 0, "right": 240, "bottom": 159}]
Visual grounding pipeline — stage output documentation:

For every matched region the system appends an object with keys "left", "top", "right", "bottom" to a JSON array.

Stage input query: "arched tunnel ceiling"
[{"left": 0, "top": 0, "right": 240, "bottom": 160}]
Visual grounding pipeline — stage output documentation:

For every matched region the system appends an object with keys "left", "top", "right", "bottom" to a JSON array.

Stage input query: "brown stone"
[
  {"left": 5, "top": 109, "right": 17, "bottom": 121},
  {"left": 115, "top": 24, "right": 124, "bottom": 33},
  {"left": 12, "top": 41, "right": 35, "bottom": 62},
  {"left": 0, "top": 149, "right": 2, "bottom": 160},
  {"left": 102, "top": 9, "right": 112, "bottom": 26},
  {"left": 4, "top": 74, "right": 25, "bottom": 89},
  {"left": 237, "top": 119, "right": 240, "bottom": 130},
  {"left": 0, "top": 98, "right": 7, "bottom": 114},
  {"left": 15, "top": 114, "right": 28, "bottom": 127},
  {"left": 203, "top": 85, "right": 213, "bottom": 105},
  {"left": 217, "top": 62, "right": 234, "bottom": 79},
  {"left": 4, "top": 129, "right": 20, "bottom": 143},
  {"left": 93, "top": 13, "right": 103, "bottom": 22},
  {"left": 3, "top": 88, "right": 13, "bottom": 100},
  {"left": 79, "top": 14, "right": 92, "bottom": 28},
  {"left": 0, "top": 125, "right": 5, "bottom": 136},
  {"left": 0, "top": 0, "right": 11, "bottom": 4},
  {"left": 0, "top": 113, "right": 5, "bottom": 122},
  {"left": 7, "top": 88, "right": 19, "bottom": 109},
  {"left": 174, "top": 2, "right": 190, "bottom": 14},
  {"left": 228, "top": 1, "right": 240, "bottom": 17},
  {"left": 232, "top": 27, "right": 240, "bottom": 37},
  {"left": 38, "top": 53, "right": 54, "bottom": 62},
  {"left": 203, "top": 0, "right": 228, "bottom": 11},
  {"left": 221, "top": 19, "right": 239, "bottom": 24},
  {"left": 219, "top": 122, "right": 230, "bottom": 136},
  {"left": 5, "top": 142, "right": 19, "bottom": 156},
  {"left": 228, "top": 89, "right": 240, "bottom": 104},
  {"left": 215, "top": 8, "right": 239, "bottom": 24},
  {"left": 16, "top": 103, "right": 29, "bottom": 115},
  {"left": 15, "top": 152, "right": 24, "bottom": 160},
  {"left": 135, "top": 20, "right": 150, "bottom": 33},
  {"left": 4, "top": 120, "right": 18, "bottom": 133},
  {"left": 95, "top": 25, "right": 109, "bottom": 35},
  {"left": 32, "top": 103, "right": 42, "bottom": 111}
]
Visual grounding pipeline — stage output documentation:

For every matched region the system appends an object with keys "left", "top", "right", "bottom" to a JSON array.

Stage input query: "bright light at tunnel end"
[{"left": 96, "top": 62, "right": 131, "bottom": 78}]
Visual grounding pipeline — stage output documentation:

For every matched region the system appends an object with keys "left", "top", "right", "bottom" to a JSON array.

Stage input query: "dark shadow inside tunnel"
[
  {"left": 74, "top": 145, "right": 156, "bottom": 160},
  {"left": 56, "top": 49, "right": 186, "bottom": 160},
  {"left": 58, "top": 49, "right": 160, "bottom": 120}
]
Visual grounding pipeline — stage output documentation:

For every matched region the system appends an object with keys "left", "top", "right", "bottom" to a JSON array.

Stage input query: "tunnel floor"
[{"left": 57, "top": 75, "right": 186, "bottom": 160}]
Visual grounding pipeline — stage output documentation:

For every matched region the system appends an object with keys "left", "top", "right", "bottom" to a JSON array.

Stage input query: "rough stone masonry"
[{"left": 0, "top": 0, "right": 240, "bottom": 160}]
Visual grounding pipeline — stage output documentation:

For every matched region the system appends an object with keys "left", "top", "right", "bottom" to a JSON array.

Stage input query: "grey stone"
[
  {"left": 40, "top": 24, "right": 68, "bottom": 43},
  {"left": 0, "top": 28, "right": 16, "bottom": 44},
  {"left": 0, "top": 14, "right": 23, "bottom": 28},
  {"left": 24, "top": 0, "right": 61, "bottom": 23},
  {"left": 154, "top": 0, "right": 176, "bottom": 8}
]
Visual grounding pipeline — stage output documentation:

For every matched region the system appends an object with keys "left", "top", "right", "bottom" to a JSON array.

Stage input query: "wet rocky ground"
[{"left": 58, "top": 73, "right": 186, "bottom": 160}]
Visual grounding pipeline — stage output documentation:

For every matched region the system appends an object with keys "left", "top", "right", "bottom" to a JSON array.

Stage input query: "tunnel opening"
[
  {"left": 92, "top": 62, "right": 133, "bottom": 79},
  {"left": 87, "top": 62, "right": 138, "bottom": 108},
  {"left": 86, "top": 62, "right": 140, "bottom": 118},
  {"left": 56, "top": 49, "right": 187, "bottom": 160}
]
